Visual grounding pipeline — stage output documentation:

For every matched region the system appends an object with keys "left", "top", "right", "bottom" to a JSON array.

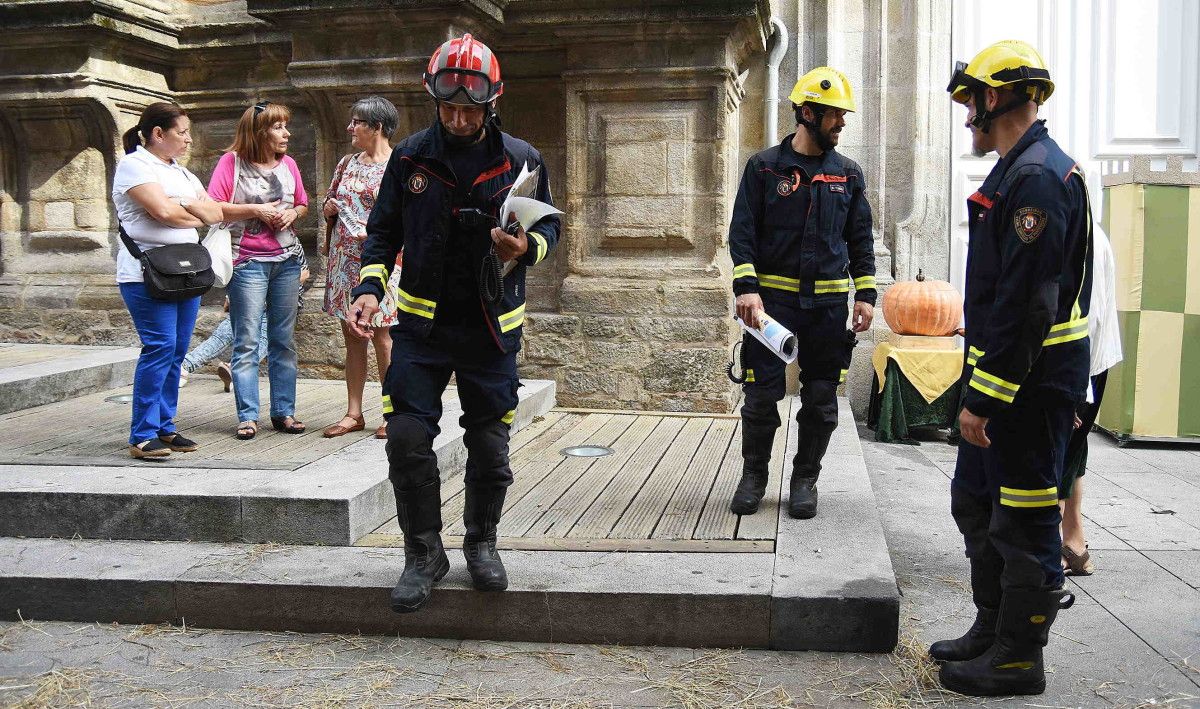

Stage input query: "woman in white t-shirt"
[{"left": 113, "top": 102, "right": 224, "bottom": 459}]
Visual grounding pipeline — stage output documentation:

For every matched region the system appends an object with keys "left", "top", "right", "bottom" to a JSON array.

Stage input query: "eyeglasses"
[
  {"left": 349, "top": 118, "right": 369, "bottom": 127},
  {"left": 253, "top": 100, "right": 270, "bottom": 116},
  {"left": 425, "top": 69, "right": 500, "bottom": 105}
]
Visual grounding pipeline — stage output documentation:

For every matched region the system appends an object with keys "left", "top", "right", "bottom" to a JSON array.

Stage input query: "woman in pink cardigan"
[{"left": 207, "top": 101, "right": 309, "bottom": 440}]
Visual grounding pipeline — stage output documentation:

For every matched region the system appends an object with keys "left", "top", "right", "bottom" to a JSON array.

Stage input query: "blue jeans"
[
  {"left": 119, "top": 283, "right": 201, "bottom": 445},
  {"left": 226, "top": 256, "right": 300, "bottom": 423},
  {"left": 182, "top": 315, "right": 269, "bottom": 372}
]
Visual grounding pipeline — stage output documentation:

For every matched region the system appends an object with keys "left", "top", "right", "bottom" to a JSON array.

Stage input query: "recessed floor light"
[
  {"left": 104, "top": 394, "right": 133, "bottom": 404},
  {"left": 561, "top": 445, "right": 614, "bottom": 458}
]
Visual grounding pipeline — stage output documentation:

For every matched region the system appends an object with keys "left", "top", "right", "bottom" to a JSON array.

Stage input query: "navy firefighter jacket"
[
  {"left": 961, "top": 120, "right": 1093, "bottom": 419},
  {"left": 350, "top": 119, "right": 560, "bottom": 354},
  {"left": 728, "top": 133, "right": 877, "bottom": 307}
]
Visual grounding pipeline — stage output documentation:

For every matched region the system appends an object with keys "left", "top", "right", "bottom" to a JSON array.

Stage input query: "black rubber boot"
[
  {"left": 939, "top": 588, "right": 1074, "bottom": 697},
  {"left": 463, "top": 485, "right": 508, "bottom": 591},
  {"left": 390, "top": 479, "right": 450, "bottom": 614},
  {"left": 929, "top": 607, "right": 999, "bottom": 663},
  {"left": 788, "top": 380, "right": 837, "bottom": 519},
  {"left": 787, "top": 475, "right": 819, "bottom": 519},
  {"left": 930, "top": 558, "right": 1003, "bottom": 662},
  {"left": 730, "top": 423, "right": 775, "bottom": 515}
]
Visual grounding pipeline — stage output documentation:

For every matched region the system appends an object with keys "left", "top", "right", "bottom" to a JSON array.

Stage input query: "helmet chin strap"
[
  {"left": 969, "top": 86, "right": 1030, "bottom": 134},
  {"left": 794, "top": 103, "right": 835, "bottom": 152}
]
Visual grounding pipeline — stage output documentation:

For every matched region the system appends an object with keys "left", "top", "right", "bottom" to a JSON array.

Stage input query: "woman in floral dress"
[{"left": 320, "top": 96, "right": 401, "bottom": 439}]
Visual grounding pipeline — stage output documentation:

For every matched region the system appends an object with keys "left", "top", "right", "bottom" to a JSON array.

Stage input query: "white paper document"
[
  {"left": 735, "top": 312, "right": 798, "bottom": 364},
  {"left": 499, "top": 162, "right": 564, "bottom": 276}
]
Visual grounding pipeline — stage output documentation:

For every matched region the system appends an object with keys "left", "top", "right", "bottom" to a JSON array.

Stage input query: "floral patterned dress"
[{"left": 322, "top": 152, "right": 399, "bottom": 325}]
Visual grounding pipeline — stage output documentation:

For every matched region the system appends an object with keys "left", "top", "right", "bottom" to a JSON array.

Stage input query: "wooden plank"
[
  {"left": 566, "top": 417, "right": 685, "bottom": 539},
  {"left": 554, "top": 407, "right": 740, "bottom": 419},
  {"left": 0, "top": 388, "right": 136, "bottom": 446},
  {"left": 174, "top": 382, "right": 345, "bottom": 460},
  {"left": 736, "top": 399, "right": 789, "bottom": 541},
  {"left": 537, "top": 416, "right": 662, "bottom": 538},
  {"left": 9, "top": 385, "right": 237, "bottom": 456},
  {"left": 608, "top": 417, "right": 711, "bottom": 539},
  {"left": 354, "top": 532, "right": 773, "bottom": 553},
  {"left": 440, "top": 412, "right": 582, "bottom": 529},
  {"left": 651, "top": 418, "right": 737, "bottom": 540},
  {"left": 499, "top": 414, "right": 636, "bottom": 536},
  {"left": 693, "top": 420, "right": 744, "bottom": 540},
  {"left": 443, "top": 413, "right": 612, "bottom": 536}
]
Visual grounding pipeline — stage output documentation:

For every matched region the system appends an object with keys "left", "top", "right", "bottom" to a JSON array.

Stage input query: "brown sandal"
[
  {"left": 1062, "top": 544, "right": 1094, "bottom": 576},
  {"left": 374, "top": 423, "right": 388, "bottom": 440},
  {"left": 323, "top": 414, "right": 365, "bottom": 438},
  {"left": 236, "top": 421, "right": 257, "bottom": 440}
]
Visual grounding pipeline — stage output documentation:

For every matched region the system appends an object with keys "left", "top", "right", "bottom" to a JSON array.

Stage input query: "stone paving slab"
[
  {"left": 0, "top": 343, "right": 139, "bottom": 415},
  {"left": 0, "top": 397, "right": 900, "bottom": 652},
  {"left": 769, "top": 399, "right": 900, "bottom": 652},
  {"left": 0, "top": 537, "right": 773, "bottom": 649},
  {"left": 3, "top": 429, "right": 1199, "bottom": 706},
  {"left": 0, "top": 379, "right": 557, "bottom": 545}
]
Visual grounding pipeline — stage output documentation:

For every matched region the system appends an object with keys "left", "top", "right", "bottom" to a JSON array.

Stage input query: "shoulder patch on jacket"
[{"left": 1014, "top": 206, "right": 1047, "bottom": 243}]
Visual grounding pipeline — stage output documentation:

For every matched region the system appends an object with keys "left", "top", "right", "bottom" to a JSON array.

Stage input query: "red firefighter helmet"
[{"left": 423, "top": 33, "right": 504, "bottom": 105}]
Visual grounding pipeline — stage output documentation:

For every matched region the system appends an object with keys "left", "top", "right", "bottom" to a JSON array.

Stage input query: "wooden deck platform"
[
  {"left": 0, "top": 377, "right": 395, "bottom": 470},
  {"left": 357, "top": 404, "right": 788, "bottom": 552}
]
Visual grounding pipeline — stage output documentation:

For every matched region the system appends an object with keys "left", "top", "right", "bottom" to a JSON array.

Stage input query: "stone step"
[
  {"left": 0, "top": 343, "right": 139, "bottom": 415},
  {"left": 0, "top": 379, "right": 557, "bottom": 546},
  {"left": 0, "top": 398, "right": 898, "bottom": 652}
]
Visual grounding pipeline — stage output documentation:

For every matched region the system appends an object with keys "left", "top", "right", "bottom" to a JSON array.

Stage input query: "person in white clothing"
[
  {"left": 113, "top": 102, "right": 224, "bottom": 458},
  {"left": 1059, "top": 221, "right": 1123, "bottom": 575}
]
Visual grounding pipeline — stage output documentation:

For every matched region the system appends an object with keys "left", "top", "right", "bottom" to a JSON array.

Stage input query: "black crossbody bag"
[{"left": 118, "top": 222, "right": 215, "bottom": 301}]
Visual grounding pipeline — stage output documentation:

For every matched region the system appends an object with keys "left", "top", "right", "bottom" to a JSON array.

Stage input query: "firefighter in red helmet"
[{"left": 348, "top": 34, "right": 561, "bottom": 613}]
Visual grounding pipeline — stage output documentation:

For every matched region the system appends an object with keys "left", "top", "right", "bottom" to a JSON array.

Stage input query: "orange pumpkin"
[{"left": 882, "top": 269, "right": 963, "bottom": 336}]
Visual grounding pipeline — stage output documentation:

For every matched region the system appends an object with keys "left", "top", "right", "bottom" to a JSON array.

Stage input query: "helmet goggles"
[{"left": 425, "top": 68, "right": 502, "bottom": 106}]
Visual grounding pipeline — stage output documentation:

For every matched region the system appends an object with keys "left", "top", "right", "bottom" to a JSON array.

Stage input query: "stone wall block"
[
  {"left": 43, "top": 201, "right": 75, "bottom": 230},
  {"left": 628, "top": 316, "right": 724, "bottom": 344},
  {"left": 642, "top": 346, "right": 731, "bottom": 397},
  {"left": 659, "top": 283, "right": 731, "bottom": 316},
  {"left": 524, "top": 313, "right": 580, "bottom": 337},
  {"left": 524, "top": 335, "right": 586, "bottom": 366},
  {"left": 74, "top": 201, "right": 108, "bottom": 230},
  {"left": 560, "top": 280, "right": 663, "bottom": 316},
  {"left": 581, "top": 315, "right": 627, "bottom": 339},
  {"left": 76, "top": 286, "right": 127, "bottom": 311}
]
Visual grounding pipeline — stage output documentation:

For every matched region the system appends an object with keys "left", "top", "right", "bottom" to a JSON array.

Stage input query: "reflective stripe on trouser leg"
[{"left": 975, "top": 401, "right": 1074, "bottom": 591}]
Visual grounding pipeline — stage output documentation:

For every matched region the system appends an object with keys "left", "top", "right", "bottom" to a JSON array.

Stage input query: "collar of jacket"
[
  {"left": 771, "top": 132, "right": 848, "bottom": 179},
  {"left": 976, "top": 119, "right": 1049, "bottom": 203},
  {"left": 413, "top": 116, "right": 506, "bottom": 168}
]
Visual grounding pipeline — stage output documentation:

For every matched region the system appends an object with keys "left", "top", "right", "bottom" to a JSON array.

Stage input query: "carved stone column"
[
  {"left": 509, "top": 1, "right": 770, "bottom": 412},
  {"left": 0, "top": 0, "right": 179, "bottom": 344}
]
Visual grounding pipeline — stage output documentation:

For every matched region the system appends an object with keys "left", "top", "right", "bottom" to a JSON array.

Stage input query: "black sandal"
[
  {"left": 159, "top": 432, "right": 199, "bottom": 452},
  {"left": 236, "top": 421, "right": 257, "bottom": 440},
  {"left": 271, "top": 416, "right": 306, "bottom": 434}
]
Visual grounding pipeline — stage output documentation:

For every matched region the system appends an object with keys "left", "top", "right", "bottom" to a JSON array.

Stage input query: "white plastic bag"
[{"left": 203, "top": 223, "right": 233, "bottom": 287}]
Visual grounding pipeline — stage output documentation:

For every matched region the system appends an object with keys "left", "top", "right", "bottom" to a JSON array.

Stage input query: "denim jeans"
[
  {"left": 119, "top": 282, "right": 201, "bottom": 445},
  {"left": 182, "top": 315, "right": 269, "bottom": 373},
  {"left": 226, "top": 255, "right": 300, "bottom": 423}
]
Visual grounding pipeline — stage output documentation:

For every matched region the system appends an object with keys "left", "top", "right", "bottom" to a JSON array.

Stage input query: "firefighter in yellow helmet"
[
  {"left": 726, "top": 66, "right": 876, "bottom": 520},
  {"left": 932, "top": 39, "right": 1091, "bottom": 698}
]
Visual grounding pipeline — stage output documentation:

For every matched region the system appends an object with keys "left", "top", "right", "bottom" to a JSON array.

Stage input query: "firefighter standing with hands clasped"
[
  {"left": 727, "top": 67, "right": 877, "bottom": 520},
  {"left": 348, "top": 34, "right": 560, "bottom": 613},
  {"left": 932, "top": 40, "right": 1093, "bottom": 697}
]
